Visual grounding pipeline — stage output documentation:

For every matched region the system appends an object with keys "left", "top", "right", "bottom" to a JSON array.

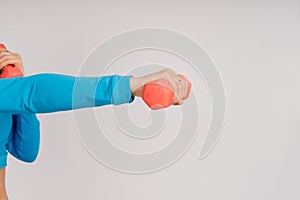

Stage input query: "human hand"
[
  {"left": 0, "top": 47, "right": 25, "bottom": 75},
  {"left": 130, "top": 68, "right": 191, "bottom": 105}
]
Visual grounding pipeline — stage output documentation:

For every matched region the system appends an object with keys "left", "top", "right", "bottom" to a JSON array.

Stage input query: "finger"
[
  {"left": 0, "top": 48, "right": 7, "bottom": 53},
  {"left": 170, "top": 80, "right": 182, "bottom": 105},
  {"left": 0, "top": 50, "right": 18, "bottom": 58},
  {"left": 0, "top": 54, "right": 14, "bottom": 64},
  {"left": 181, "top": 75, "right": 191, "bottom": 100},
  {"left": 0, "top": 50, "right": 19, "bottom": 56},
  {"left": 174, "top": 75, "right": 191, "bottom": 105},
  {"left": 0, "top": 55, "right": 11, "bottom": 69},
  {"left": 163, "top": 70, "right": 178, "bottom": 93},
  {"left": 0, "top": 51, "right": 11, "bottom": 58},
  {"left": 0, "top": 53, "right": 21, "bottom": 64},
  {"left": 0, "top": 58, "right": 20, "bottom": 69},
  {"left": 178, "top": 77, "right": 187, "bottom": 101},
  {"left": 174, "top": 81, "right": 182, "bottom": 104},
  {"left": 178, "top": 74, "right": 192, "bottom": 100},
  {"left": 162, "top": 72, "right": 183, "bottom": 104},
  {"left": 179, "top": 76, "right": 188, "bottom": 100},
  {"left": 176, "top": 75, "right": 189, "bottom": 103}
]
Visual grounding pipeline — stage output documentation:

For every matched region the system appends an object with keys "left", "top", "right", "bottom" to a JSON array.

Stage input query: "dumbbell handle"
[{"left": 0, "top": 44, "right": 24, "bottom": 78}]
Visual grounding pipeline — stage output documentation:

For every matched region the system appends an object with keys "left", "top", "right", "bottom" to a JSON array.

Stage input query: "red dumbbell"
[
  {"left": 142, "top": 74, "right": 192, "bottom": 110},
  {"left": 0, "top": 44, "right": 24, "bottom": 78}
]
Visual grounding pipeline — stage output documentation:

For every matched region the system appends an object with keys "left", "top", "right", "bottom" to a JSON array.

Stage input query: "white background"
[{"left": 1, "top": 0, "right": 300, "bottom": 199}]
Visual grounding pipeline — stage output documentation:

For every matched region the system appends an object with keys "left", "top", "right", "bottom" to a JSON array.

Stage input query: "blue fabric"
[{"left": 0, "top": 73, "right": 134, "bottom": 168}]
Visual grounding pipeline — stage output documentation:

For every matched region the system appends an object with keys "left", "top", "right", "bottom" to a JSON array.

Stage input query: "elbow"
[
  {"left": 21, "top": 156, "right": 37, "bottom": 163},
  {"left": 17, "top": 150, "right": 39, "bottom": 163}
]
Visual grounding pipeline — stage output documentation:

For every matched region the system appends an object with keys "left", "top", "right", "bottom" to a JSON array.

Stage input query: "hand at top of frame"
[{"left": 0, "top": 47, "right": 25, "bottom": 75}]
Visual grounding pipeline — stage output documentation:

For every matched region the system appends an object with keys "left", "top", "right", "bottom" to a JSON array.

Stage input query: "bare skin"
[
  {"left": 0, "top": 48, "right": 190, "bottom": 199},
  {"left": 0, "top": 48, "right": 24, "bottom": 74},
  {"left": 0, "top": 168, "right": 7, "bottom": 200}
]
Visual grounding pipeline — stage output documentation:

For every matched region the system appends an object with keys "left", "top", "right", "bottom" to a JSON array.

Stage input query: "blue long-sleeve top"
[{"left": 0, "top": 73, "right": 134, "bottom": 168}]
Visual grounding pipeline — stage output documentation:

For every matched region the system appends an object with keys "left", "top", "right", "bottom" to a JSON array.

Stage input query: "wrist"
[{"left": 130, "top": 77, "right": 144, "bottom": 97}]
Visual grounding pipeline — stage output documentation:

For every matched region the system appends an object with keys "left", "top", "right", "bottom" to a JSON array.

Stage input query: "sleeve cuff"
[{"left": 111, "top": 75, "right": 135, "bottom": 105}]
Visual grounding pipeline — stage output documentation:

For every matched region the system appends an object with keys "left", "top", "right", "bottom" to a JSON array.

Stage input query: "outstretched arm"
[
  {"left": 0, "top": 47, "right": 189, "bottom": 114},
  {"left": 0, "top": 68, "right": 191, "bottom": 114},
  {"left": 0, "top": 47, "right": 134, "bottom": 113},
  {"left": 0, "top": 73, "right": 134, "bottom": 114}
]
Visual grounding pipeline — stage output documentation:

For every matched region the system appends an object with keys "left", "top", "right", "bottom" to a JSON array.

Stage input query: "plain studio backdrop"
[{"left": 1, "top": 0, "right": 300, "bottom": 199}]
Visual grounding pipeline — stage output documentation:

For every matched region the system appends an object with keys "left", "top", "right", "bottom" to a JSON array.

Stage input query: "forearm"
[
  {"left": 0, "top": 168, "right": 8, "bottom": 200},
  {"left": 0, "top": 73, "right": 134, "bottom": 114}
]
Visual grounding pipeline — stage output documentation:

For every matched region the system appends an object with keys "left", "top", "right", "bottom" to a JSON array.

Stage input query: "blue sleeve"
[
  {"left": 6, "top": 113, "right": 40, "bottom": 163},
  {"left": 0, "top": 114, "right": 12, "bottom": 169},
  {"left": 0, "top": 73, "right": 135, "bottom": 114}
]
